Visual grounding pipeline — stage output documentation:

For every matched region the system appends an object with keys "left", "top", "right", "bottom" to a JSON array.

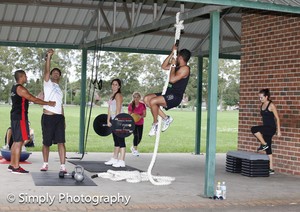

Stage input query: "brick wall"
[{"left": 239, "top": 10, "right": 300, "bottom": 176}]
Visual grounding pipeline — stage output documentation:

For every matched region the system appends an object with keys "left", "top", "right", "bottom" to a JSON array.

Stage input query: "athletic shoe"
[
  {"left": 257, "top": 144, "right": 269, "bottom": 152},
  {"left": 269, "top": 169, "right": 275, "bottom": 175},
  {"left": 133, "top": 150, "right": 140, "bottom": 157},
  {"left": 11, "top": 166, "right": 29, "bottom": 174},
  {"left": 104, "top": 158, "right": 118, "bottom": 166},
  {"left": 60, "top": 166, "right": 67, "bottom": 174},
  {"left": 130, "top": 146, "right": 135, "bottom": 154},
  {"left": 112, "top": 160, "right": 126, "bottom": 168},
  {"left": 2, "top": 144, "right": 9, "bottom": 150},
  {"left": 40, "top": 164, "right": 48, "bottom": 171},
  {"left": 149, "top": 122, "right": 158, "bottom": 136},
  {"left": 7, "top": 165, "right": 13, "bottom": 172},
  {"left": 21, "top": 145, "right": 27, "bottom": 152},
  {"left": 162, "top": 116, "right": 173, "bottom": 132},
  {"left": 130, "top": 146, "right": 140, "bottom": 156}
]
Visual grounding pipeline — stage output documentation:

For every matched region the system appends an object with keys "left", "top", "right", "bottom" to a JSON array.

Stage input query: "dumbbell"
[{"left": 58, "top": 171, "right": 75, "bottom": 179}]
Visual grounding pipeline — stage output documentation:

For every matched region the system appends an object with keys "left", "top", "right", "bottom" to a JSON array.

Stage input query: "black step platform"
[{"left": 226, "top": 151, "right": 270, "bottom": 177}]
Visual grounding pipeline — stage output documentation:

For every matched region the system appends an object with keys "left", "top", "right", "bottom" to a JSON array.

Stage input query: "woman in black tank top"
[{"left": 251, "top": 89, "right": 281, "bottom": 175}]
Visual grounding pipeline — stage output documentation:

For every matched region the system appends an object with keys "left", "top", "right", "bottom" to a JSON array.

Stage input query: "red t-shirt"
[{"left": 128, "top": 102, "right": 146, "bottom": 126}]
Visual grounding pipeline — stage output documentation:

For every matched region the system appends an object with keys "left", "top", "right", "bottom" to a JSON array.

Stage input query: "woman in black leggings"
[
  {"left": 128, "top": 92, "right": 146, "bottom": 156},
  {"left": 251, "top": 89, "right": 281, "bottom": 174}
]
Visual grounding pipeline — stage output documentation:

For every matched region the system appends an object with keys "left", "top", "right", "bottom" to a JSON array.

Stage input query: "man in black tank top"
[
  {"left": 144, "top": 45, "right": 191, "bottom": 136},
  {"left": 9, "top": 70, "right": 56, "bottom": 174},
  {"left": 251, "top": 89, "right": 281, "bottom": 175}
]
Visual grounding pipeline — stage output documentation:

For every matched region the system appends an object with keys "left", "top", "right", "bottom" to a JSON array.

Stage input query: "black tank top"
[
  {"left": 11, "top": 84, "right": 29, "bottom": 121},
  {"left": 167, "top": 66, "right": 190, "bottom": 98},
  {"left": 260, "top": 101, "right": 276, "bottom": 128}
]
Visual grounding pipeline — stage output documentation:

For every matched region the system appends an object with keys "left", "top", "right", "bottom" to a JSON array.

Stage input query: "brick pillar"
[{"left": 239, "top": 10, "right": 300, "bottom": 175}]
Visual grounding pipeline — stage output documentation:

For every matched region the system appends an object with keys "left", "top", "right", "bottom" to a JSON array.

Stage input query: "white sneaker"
[
  {"left": 133, "top": 150, "right": 140, "bottom": 157},
  {"left": 40, "top": 164, "right": 48, "bottom": 172},
  {"left": 104, "top": 158, "right": 118, "bottom": 166},
  {"left": 2, "top": 144, "right": 9, "bottom": 150},
  {"left": 112, "top": 160, "right": 126, "bottom": 168},
  {"left": 162, "top": 116, "right": 173, "bottom": 132},
  {"left": 130, "top": 146, "right": 135, "bottom": 154},
  {"left": 21, "top": 146, "right": 27, "bottom": 152},
  {"left": 149, "top": 123, "right": 158, "bottom": 136},
  {"left": 59, "top": 166, "right": 67, "bottom": 174}
]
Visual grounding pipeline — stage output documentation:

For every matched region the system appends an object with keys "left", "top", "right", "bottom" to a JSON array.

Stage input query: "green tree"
[
  {"left": 0, "top": 47, "right": 19, "bottom": 102},
  {"left": 223, "top": 81, "right": 240, "bottom": 107},
  {"left": 92, "top": 51, "right": 164, "bottom": 104},
  {"left": 219, "top": 59, "right": 240, "bottom": 109}
]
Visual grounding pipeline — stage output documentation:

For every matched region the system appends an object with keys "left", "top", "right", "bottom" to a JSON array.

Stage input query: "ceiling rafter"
[
  {"left": 2, "top": 0, "right": 298, "bottom": 56},
  {"left": 83, "top": 5, "right": 231, "bottom": 48}
]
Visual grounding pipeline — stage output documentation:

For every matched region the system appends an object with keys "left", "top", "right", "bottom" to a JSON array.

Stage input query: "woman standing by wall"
[{"left": 251, "top": 88, "right": 281, "bottom": 174}]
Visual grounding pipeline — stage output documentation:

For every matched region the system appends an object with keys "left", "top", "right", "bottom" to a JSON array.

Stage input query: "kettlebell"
[{"left": 74, "top": 165, "right": 85, "bottom": 182}]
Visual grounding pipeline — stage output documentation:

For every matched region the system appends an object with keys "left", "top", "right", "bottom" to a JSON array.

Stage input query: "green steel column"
[
  {"left": 79, "top": 48, "right": 87, "bottom": 153},
  {"left": 204, "top": 11, "right": 220, "bottom": 197},
  {"left": 195, "top": 56, "right": 203, "bottom": 154}
]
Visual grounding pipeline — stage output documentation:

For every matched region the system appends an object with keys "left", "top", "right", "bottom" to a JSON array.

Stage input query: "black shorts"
[
  {"left": 155, "top": 92, "right": 182, "bottom": 110},
  {"left": 41, "top": 114, "right": 65, "bottom": 146},
  {"left": 11, "top": 120, "right": 29, "bottom": 143}
]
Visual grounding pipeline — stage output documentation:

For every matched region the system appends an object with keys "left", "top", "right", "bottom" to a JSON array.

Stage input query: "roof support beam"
[
  {"left": 0, "top": 21, "right": 238, "bottom": 43},
  {"left": 113, "top": 1, "right": 117, "bottom": 34},
  {"left": 153, "top": 2, "right": 157, "bottom": 20},
  {"left": 222, "top": 18, "right": 241, "bottom": 43},
  {"left": 191, "top": 31, "right": 210, "bottom": 53},
  {"left": 82, "top": 5, "right": 230, "bottom": 48},
  {"left": 0, "top": 41, "right": 79, "bottom": 49},
  {"left": 123, "top": 1, "right": 132, "bottom": 28},
  {"left": 0, "top": 0, "right": 178, "bottom": 17},
  {"left": 191, "top": 10, "right": 230, "bottom": 53},
  {"left": 177, "top": 0, "right": 300, "bottom": 14},
  {"left": 204, "top": 10, "right": 220, "bottom": 198},
  {"left": 80, "top": 3, "right": 100, "bottom": 45},
  {"left": 154, "top": 2, "right": 167, "bottom": 22},
  {"left": 201, "top": 45, "right": 241, "bottom": 56},
  {"left": 99, "top": 4, "right": 113, "bottom": 35},
  {"left": 131, "top": 2, "right": 135, "bottom": 27},
  {"left": 133, "top": 1, "right": 144, "bottom": 28}
]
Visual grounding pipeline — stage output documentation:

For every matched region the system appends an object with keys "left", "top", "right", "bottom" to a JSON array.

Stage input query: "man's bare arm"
[
  {"left": 17, "top": 86, "right": 56, "bottom": 107},
  {"left": 44, "top": 49, "right": 54, "bottom": 82},
  {"left": 169, "top": 66, "right": 190, "bottom": 83}
]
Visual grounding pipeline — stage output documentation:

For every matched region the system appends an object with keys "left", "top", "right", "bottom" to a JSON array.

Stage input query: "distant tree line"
[{"left": 0, "top": 47, "right": 240, "bottom": 110}]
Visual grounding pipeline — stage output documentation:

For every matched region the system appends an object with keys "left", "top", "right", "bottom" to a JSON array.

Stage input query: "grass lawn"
[{"left": 0, "top": 104, "right": 238, "bottom": 153}]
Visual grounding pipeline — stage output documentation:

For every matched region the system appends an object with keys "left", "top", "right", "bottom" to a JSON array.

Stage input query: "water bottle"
[
  {"left": 221, "top": 181, "right": 227, "bottom": 200},
  {"left": 215, "top": 181, "right": 222, "bottom": 198}
]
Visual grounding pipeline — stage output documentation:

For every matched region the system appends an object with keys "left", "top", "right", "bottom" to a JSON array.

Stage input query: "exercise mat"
[
  {"left": 68, "top": 160, "right": 143, "bottom": 173},
  {"left": 31, "top": 172, "right": 97, "bottom": 186}
]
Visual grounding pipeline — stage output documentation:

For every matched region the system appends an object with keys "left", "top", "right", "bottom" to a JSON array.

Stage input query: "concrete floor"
[{"left": 0, "top": 152, "right": 300, "bottom": 211}]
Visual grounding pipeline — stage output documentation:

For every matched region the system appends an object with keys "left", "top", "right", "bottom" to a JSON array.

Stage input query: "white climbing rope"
[
  {"left": 147, "top": 12, "right": 184, "bottom": 185},
  {"left": 94, "top": 12, "right": 184, "bottom": 185}
]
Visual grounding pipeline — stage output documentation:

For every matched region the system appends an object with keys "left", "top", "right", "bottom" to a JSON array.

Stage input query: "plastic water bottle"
[
  {"left": 215, "top": 181, "right": 222, "bottom": 198},
  {"left": 221, "top": 181, "right": 227, "bottom": 200}
]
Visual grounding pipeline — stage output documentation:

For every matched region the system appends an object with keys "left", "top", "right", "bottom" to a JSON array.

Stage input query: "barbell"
[{"left": 93, "top": 113, "right": 135, "bottom": 138}]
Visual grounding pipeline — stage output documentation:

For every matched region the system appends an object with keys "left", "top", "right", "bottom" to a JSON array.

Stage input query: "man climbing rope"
[{"left": 144, "top": 45, "right": 191, "bottom": 136}]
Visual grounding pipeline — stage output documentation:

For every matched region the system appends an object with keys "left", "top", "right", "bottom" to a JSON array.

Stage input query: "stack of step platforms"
[{"left": 226, "top": 151, "right": 269, "bottom": 177}]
